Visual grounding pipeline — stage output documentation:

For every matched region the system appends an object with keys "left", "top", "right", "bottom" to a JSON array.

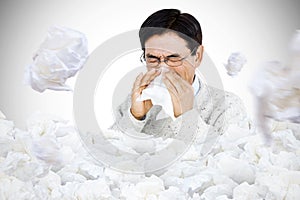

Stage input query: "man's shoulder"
[
  {"left": 202, "top": 85, "right": 240, "bottom": 103},
  {"left": 197, "top": 85, "right": 248, "bottom": 127},
  {"left": 197, "top": 84, "right": 245, "bottom": 114}
]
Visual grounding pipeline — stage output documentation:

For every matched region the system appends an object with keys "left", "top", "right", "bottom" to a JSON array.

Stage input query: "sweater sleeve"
[
  {"left": 140, "top": 107, "right": 210, "bottom": 140},
  {"left": 208, "top": 91, "right": 250, "bottom": 135},
  {"left": 110, "top": 95, "right": 151, "bottom": 133}
]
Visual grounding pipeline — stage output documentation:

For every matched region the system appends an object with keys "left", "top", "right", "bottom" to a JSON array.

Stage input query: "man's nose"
[
  {"left": 158, "top": 57, "right": 169, "bottom": 68},
  {"left": 158, "top": 63, "right": 170, "bottom": 74}
]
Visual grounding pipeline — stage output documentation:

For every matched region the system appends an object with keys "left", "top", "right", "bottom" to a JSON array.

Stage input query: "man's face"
[{"left": 144, "top": 31, "right": 203, "bottom": 84}]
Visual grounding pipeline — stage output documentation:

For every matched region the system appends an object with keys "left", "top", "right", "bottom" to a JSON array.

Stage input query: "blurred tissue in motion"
[
  {"left": 0, "top": 110, "right": 5, "bottom": 119},
  {"left": 137, "top": 67, "right": 175, "bottom": 120},
  {"left": 224, "top": 52, "right": 247, "bottom": 76},
  {"left": 289, "top": 30, "right": 300, "bottom": 71},
  {"left": 24, "top": 25, "right": 88, "bottom": 92},
  {"left": 249, "top": 30, "right": 300, "bottom": 141}
]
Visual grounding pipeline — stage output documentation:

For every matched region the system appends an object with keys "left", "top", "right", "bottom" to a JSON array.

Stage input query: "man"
[{"left": 112, "top": 9, "right": 248, "bottom": 145}]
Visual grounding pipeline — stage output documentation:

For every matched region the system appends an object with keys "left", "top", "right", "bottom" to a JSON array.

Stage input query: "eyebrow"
[
  {"left": 146, "top": 53, "right": 181, "bottom": 58},
  {"left": 146, "top": 54, "right": 159, "bottom": 59}
]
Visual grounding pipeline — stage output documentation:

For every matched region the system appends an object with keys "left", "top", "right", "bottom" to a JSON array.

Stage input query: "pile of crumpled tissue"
[
  {"left": 24, "top": 25, "right": 88, "bottom": 92},
  {"left": 0, "top": 110, "right": 300, "bottom": 199}
]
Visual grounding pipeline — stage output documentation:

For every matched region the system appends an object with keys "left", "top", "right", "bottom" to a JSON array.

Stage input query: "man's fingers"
[
  {"left": 132, "top": 69, "right": 161, "bottom": 96},
  {"left": 132, "top": 72, "right": 144, "bottom": 93},
  {"left": 140, "top": 69, "right": 156, "bottom": 86},
  {"left": 134, "top": 72, "right": 143, "bottom": 85},
  {"left": 149, "top": 69, "right": 161, "bottom": 81},
  {"left": 164, "top": 71, "right": 186, "bottom": 93},
  {"left": 140, "top": 69, "right": 160, "bottom": 87},
  {"left": 163, "top": 75, "right": 178, "bottom": 96}
]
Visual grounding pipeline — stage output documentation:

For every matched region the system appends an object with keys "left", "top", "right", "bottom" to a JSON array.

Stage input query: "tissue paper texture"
[
  {"left": 1, "top": 111, "right": 300, "bottom": 199},
  {"left": 250, "top": 31, "right": 300, "bottom": 141},
  {"left": 0, "top": 110, "right": 5, "bottom": 119},
  {"left": 224, "top": 52, "right": 247, "bottom": 76},
  {"left": 24, "top": 25, "right": 88, "bottom": 92},
  {"left": 137, "top": 68, "right": 175, "bottom": 120}
]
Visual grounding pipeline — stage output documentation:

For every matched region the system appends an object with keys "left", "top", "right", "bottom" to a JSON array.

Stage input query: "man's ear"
[{"left": 195, "top": 45, "right": 204, "bottom": 67}]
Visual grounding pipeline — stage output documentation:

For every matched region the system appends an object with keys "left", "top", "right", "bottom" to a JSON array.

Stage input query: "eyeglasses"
[{"left": 140, "top": 48, "right": 196, "bottom": 68}]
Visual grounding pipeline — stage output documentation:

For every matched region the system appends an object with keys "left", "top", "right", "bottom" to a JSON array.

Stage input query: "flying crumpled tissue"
[
  {"left": 24, "top": 25, "right": 88, "bottom": 92},
  {"left": 137, "top": 67, "right": 175, "bottom": 120},
  {"left": 224, "top": 52, "right": 247, "bottom": 76},
  {"left": 0, "top": 110, "right": 5, "bottom": 119},
  {"left": 249, "top": 30, "right": 300, "bottom": 141}
]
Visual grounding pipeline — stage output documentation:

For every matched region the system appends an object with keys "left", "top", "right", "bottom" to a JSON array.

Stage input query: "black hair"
[{"left": 139, "top": 9, "right": 202, "bottom": 55}]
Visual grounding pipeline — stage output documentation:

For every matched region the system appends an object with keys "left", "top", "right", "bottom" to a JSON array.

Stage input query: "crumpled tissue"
[
  {"left": 137, "top": 68, "right": 175, "bottom": 120},
  {"left": 0, "top": 110, "right": 5, "bottom": 119},
  {"left": 249, "top": 31, "right": 300, "bottom": 141},
  {"left": 0, "top": 175, "right": 36, "bottom": 199},
  {"left": 224, "top": 52, "right": 247, "bottom": 76},
  {"left": 200, "top": 184, "right": 233, "bottom": 200},
  {"left": 233, "top": 182, "right": 267, "bottom": 199},
  {"left": 289, "top": 30, "right": 300, "bottom": 67},
  {"left": 2, "top": 109, "right": 300, "bottom": 199},
  {"left": 217, "top": 155, "right": 255, "bottom": 184},
  {"left": 0, "top": 151, "right": 49, "bottom": 182},
  {"left": 285, "top": 184, "right": 300, "bottom": 200},
  {"left": 158, "top": 186, "right": 186, "bottom": 200},
  {"left": 120, "top": 175, "right": 164, "bottom": 199},
  {"left": 73, "top": 180, "right": 112, "bottom": 199},
  {"left": 24, "top": 25, "right": 88, "bottom": 92}
]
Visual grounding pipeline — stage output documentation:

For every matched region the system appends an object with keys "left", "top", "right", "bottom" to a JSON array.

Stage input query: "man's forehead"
[
  {"left": 145, "top": 47, "right": 179, "bottom": 55},
  {"left": 144, "top": 32, "right": 189, "bottom": 55}
]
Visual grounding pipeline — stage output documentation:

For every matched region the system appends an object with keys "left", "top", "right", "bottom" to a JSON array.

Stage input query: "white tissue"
[
  {"left": 120, "top": 175, "right": 164, "bottom": 199},
  {"left": 233, "top": 182, "right": 266, "bottom": 199},
  {"left": 217, "top": 156, "right": 255, "bottom": 184},
  {"left": 2, "top": 111, "right": 300, "bottom": 199},
  {"left": 0, "top": 175, "right": 36, "bottom": 199},
  {"left": 158, "top": 186, "right": 186, "bottom": 200},
  {"left": 73, "top": 180, "right": 112, "bottom": 199},
  {"left": 1, "top": 151, "right": 49, "bottom": 182},
  {"left": 285, "top": 184, "right": 300, "bottom": 200},
  {"left": 289, "top": 30, "right": 300, "bottom": 56},
  {"left": 250, "top": 60, "right": 300, "bottom": 122},
  {"left": 200, "top": 184, "right": 233, "bottom": 200},
  {"left": 0, "top": 110, "right": 5, "bottom": 119},
  {"left": 24, "top": 25, "right": 88, "bottom": 92},
  {"left": 224, "top": 52, "right": 247, "bottom": 76},
  {"left": 289, "top": 30, "right": 300, "bottom": 87},
  {"left": 249, "top": 31, "right": 300, "bottom": 140},
  {"left": 137, "top": 68, "right": 175, "bottom": 120}
]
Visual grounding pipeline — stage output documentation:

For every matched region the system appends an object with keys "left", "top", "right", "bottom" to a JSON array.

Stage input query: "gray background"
[{"left": 0, "top": 0, "right": 299, "bottom": 129}]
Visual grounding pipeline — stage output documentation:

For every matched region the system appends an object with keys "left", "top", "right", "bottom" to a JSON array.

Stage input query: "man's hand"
[
  {"left": 163, "top": 70, "right": 194, "bottom": 117},
  {"left": 130, "top": 69, "right": 161, "bottom": 119}
]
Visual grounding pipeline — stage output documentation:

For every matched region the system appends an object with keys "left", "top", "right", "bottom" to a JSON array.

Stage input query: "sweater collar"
[{"left": 192, "top": 74, "right": 201, "bottom": 96}]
